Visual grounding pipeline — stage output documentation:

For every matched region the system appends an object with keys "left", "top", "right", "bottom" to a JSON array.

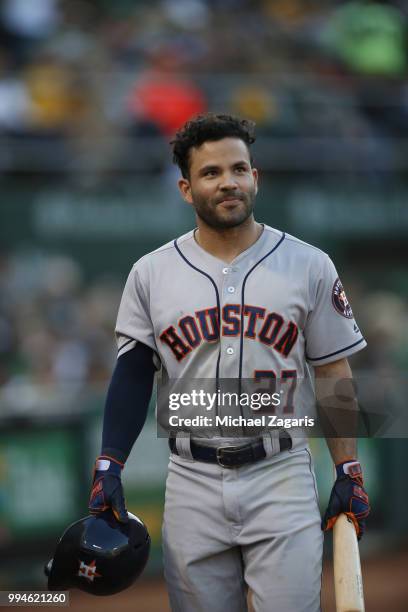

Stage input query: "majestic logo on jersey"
[
  {"left": 332, "top": 278, "right": 353, "bottom": 319},
  {"left": 77, "top": 559, "right": 101, "bottom": 582},
  {"left": 159, "top": 304, "right": 299, "bottom": 361}
]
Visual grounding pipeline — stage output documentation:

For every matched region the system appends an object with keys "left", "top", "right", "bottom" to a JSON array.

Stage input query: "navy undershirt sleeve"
[{"left": 101, "top": 342, "right": 156, "bottom": 464}]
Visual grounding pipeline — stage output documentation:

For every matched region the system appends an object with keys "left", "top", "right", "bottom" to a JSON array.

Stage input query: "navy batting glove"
[
  {"left": 321, "top": 460, "right": 370, "bottom": 540},
  {"left": 89, "top": 455, "right": 129, "bottom": 524}
]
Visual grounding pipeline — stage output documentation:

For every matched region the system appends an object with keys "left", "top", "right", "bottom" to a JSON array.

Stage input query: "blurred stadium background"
[{"left": 0, "top": 0, "right": 407, "bottom": 610}]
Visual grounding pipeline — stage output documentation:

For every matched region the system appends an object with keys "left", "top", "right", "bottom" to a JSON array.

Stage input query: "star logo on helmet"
[{"left": 77, "top": 559, "right": 102, "bottom": 582}]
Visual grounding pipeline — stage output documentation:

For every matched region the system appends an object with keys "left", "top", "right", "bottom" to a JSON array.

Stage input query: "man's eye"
[
  {"left": 235, "top": 166, "right": 246, "bottom": 173},
  {"left": 204, "top": 170, "right": 217, "bottom": 177}
]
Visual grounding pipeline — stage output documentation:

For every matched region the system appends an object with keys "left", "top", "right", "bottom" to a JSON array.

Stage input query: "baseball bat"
[{"left": 333, "top": 513, "right": 365, "bottom": 612}]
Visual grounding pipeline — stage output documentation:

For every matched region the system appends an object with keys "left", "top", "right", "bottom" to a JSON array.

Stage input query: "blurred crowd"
[
  {"left": 0, "top": 251, "right": 121, "bottom": 411},
  {"left": 0, "top": 0, "right": 408, "bottom": 176}
]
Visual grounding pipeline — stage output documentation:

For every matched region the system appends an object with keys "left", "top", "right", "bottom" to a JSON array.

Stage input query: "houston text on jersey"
[{"left": 159, "top": 304, "right": 299, "bottom": 362}]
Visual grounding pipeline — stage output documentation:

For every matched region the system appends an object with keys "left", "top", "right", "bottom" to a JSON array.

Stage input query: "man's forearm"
[
  {"left": 314, "top": 357, "right": 359, "bottom": 462},
  {"left": 101, "top": 342, "right": 156, "bottom": 463},
  {"left": 325, "top": 437, "right": 357, "bottom": 464}
]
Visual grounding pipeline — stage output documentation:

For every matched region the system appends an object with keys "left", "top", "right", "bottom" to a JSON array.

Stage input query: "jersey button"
[
  {"left": 222, "top": 267, "right": 230, "bottom": 275},
  {"left": 227, "top": 286, "right": 235, "bottom": 293},
  {"left": 226, "top": 347, "right": 234, "bottom": 355}
]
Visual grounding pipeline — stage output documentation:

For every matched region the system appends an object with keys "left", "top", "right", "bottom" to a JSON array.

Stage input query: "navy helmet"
[{"left": 45, "top": 511, "right": 150, "bottom": 596}]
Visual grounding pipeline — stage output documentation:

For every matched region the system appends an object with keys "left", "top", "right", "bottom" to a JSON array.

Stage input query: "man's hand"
[
  {"left": 89, "top": 455, "right": 129, "bottom": 523},
  {"left": 322, "top": 460, "right": 370, "bottom": 540}
]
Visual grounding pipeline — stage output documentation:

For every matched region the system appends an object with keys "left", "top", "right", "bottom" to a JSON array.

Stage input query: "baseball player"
[{"left": 89, "top": 114, "right": 370, "bottom": 611}]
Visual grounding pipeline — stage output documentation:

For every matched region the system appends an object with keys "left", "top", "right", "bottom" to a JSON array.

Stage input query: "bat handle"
[{"left": 333, "top": 513, "right": 365, "bottom": 612}]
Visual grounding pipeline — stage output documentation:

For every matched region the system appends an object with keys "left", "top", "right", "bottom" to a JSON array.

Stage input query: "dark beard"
[{"left": 192, "top": 188, "right": 256, "bottom": 229}]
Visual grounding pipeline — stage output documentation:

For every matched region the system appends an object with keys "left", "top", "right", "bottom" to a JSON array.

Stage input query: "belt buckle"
[{"left": 216, "top": 445, "right": 241, "bottom": 468}]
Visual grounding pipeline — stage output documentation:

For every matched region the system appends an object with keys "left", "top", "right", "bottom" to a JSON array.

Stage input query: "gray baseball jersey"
[{"left": 116, "top": 224, "right": 366, "bottom": 439}]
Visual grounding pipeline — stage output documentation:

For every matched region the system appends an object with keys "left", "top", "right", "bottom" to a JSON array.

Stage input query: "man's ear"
[
  {"left": 178, "top": 178, "right": 193, "bottom": 204},
  {"left": 252, "top": 168, "right": 258, "bottom": 194}
]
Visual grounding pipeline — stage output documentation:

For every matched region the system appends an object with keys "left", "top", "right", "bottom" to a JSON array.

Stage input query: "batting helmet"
[{"left": 44, "top": 511, "right": 150, "bottom": 596}]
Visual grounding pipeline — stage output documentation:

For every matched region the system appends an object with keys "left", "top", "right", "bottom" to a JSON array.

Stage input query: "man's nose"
[{"left": 219, "top": 173, "right": 239, "bottom": 190}]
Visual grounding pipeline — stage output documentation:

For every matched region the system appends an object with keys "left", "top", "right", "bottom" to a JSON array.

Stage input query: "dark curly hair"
[{"left": 170, "top": 113, "right": 256, "bottom": 179}]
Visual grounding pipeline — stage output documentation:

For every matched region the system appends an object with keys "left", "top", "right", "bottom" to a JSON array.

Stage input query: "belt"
[{"left": 169, "top": 432, "right": 292, "bottom": 468}]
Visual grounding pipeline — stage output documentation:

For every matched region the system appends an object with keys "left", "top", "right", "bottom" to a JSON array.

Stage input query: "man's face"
[{"left": 178, "top": 137, "right": 258, "bottom": 229}]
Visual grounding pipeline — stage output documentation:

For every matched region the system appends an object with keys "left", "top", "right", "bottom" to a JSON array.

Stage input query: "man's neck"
[{"left": 194, "top": 217, "right": 263, "bottom": 263}]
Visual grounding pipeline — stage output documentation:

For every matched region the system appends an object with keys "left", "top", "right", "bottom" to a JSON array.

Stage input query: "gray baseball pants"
[{"left": 162, "top": 439, "right": 323, "bottom": 612}]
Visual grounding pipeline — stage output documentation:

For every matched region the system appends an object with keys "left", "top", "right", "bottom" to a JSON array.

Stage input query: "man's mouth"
[{"left": 217, "top": 196, "right": 243, "bottom": 205}]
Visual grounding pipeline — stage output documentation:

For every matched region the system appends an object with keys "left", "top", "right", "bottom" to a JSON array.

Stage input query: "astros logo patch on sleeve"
[{"left": 332, "top": 278, "right": 353, "bottom": 318}]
